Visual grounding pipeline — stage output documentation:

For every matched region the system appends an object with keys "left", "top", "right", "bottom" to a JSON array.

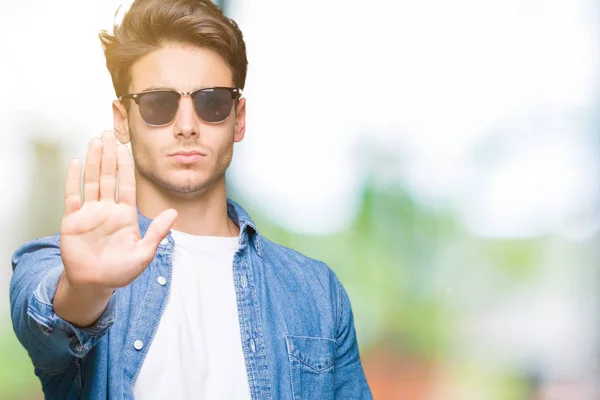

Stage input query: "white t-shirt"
[{"left": 133, "top": 230, "right": 252, "bottom": 400}]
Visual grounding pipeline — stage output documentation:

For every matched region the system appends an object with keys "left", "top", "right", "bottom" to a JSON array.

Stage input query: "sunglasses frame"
[{"left": 119, "top": 86, "right": 242, "bottom": 127}]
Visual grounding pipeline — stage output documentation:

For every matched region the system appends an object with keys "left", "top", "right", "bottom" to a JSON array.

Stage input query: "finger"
[
  {"left": 100, "top": 131, "right": 118, "bottom": 201},
  {"left": 116, "top": 143, "right": 136, "bottom": 206},
  {"left": 135, "top": 209, "right": 178, "bottom": 266},
  {"left": 83, "top": 138, "right": 102, "bottom": 203},
  {"left": 64, "top": 159, "right": 82, "bottom": 216}
]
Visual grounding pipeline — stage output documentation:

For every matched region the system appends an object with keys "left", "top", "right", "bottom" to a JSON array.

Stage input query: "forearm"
[{"left": 53, "top": 272, "right": 114, "bottom": 328}]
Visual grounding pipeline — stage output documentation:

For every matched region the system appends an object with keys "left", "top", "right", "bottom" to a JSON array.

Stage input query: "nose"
[{"left": 173, "top": 94, "right": 199, "bottom": 138}]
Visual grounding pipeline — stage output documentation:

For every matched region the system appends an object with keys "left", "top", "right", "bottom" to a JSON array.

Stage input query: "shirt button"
[
  {"left": 249, "top": 339, "right": 256, "bottom": 353},
  {"left": 134, "top": 340, "right": 144, "bottom": 351},
  {"left": 240, "top": 275, "right": 247, "bottom": 288},
  {"left": 157, "top": 276, "right": 167, "bottom": 286},
  {"left": 160, "top": 237, "right": 169, "bottom": 246}
]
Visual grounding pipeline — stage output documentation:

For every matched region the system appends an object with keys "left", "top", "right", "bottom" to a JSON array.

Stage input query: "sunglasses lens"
[
  {"left": 138, "top": 91, "right": 180, "bottom": 126},
  {"left": 194, "top": 88, "right": 234, "bottom": 123}
]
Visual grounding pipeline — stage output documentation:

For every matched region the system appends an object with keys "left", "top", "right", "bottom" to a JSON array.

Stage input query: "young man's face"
[{"left": 113, "top": 43, "right": 246, "bottom": 199}]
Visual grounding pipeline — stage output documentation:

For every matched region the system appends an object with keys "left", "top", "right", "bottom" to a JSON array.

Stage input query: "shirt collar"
[{"left": 136, "top": 197, "right": 263, "bottom": 257}]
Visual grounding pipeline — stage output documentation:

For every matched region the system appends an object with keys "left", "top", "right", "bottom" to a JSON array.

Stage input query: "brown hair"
[{"left": 99, "top": 0, "right": 248, "bottom": 98}]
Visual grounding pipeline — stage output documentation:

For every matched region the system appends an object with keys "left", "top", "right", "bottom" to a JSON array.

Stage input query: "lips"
[
  {"left": 170, "top": 150, "right": 206, "bottom": 157},
  {"left": 170, "top": 150, "right": 206, "bottom": 164}
]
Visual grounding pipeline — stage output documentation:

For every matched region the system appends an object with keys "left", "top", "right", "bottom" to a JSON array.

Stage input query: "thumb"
[{"left": 136, "top": 208, "right": 178, "bottom": 262}]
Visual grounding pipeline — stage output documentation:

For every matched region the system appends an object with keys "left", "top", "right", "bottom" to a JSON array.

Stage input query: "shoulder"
[
  {"left": 259, "top": 236, "right": 331, "bottom": 273},
  {"left": 257, "top": 235, "right": 343, "bottom": 296}
]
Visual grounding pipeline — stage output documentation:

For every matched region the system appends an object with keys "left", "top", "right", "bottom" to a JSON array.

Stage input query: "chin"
[
  {"left": 147, "top": 169, "right": 207, "bottom": 195},
  {"left": 165, "top": 181, "right": 211, "bottom": 196},
  {"left": 170, "top": 174, "right": 209, "bottom": 190},
  {"left": 141, "top": 162, "right": 223, "bottom": 196}
]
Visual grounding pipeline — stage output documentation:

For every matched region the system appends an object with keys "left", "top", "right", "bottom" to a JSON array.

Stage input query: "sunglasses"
[{"left": 119, "top": 86, "right": 242, "bottom": 126}]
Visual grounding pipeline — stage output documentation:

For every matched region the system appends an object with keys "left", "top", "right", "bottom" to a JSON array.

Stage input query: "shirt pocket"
[{"left": 285, "top": 335, "right": 335, "bottom": 400}]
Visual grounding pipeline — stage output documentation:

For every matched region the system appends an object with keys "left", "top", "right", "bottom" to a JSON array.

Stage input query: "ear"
[
  {"left": 233, "top": 97, "right": 246, "bottom": 143},
  {"left": 113, "top": 100, "right": 131, "bottom": 144}
]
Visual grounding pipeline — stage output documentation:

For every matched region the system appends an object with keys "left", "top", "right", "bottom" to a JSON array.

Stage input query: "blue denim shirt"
[{"left": 10, "top": 199, "right": 373, "bottom": 399}]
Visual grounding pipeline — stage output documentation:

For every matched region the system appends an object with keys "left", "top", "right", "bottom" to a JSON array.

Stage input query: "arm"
[
  {"left": 10, "top": 132, "right": 177, "bottom": 374},
  {"left": 332, "top": 274, "right": 374, "bottom": 399},
  {"left": 10, "top": 132, "right": 175, "bottom": 376}
]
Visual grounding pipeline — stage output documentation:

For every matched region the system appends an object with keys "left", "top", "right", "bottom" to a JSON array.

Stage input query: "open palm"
[{"left": 60, "top": 131, "right": 177, "bottom": 290}]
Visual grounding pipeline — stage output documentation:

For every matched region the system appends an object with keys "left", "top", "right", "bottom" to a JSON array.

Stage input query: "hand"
[{"left": 59, "top": 131, "right": 177, "bottom": 291}]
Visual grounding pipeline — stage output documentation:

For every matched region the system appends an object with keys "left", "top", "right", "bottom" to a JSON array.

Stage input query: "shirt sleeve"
[
  {"left": 331, "top": 272, "right": 374, "bottom": 399},
  {"left": 9, "top": 234, "right": 117, "bottom": 374}
]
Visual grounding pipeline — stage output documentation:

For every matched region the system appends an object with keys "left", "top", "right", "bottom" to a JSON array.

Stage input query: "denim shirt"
[{"left": 9, "top": 199, "right": 373, "bottom": 400}]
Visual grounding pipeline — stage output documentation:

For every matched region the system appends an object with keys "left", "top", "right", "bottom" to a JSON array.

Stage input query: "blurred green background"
[{"left": 1, "top": 0, "right": 599, "bottom": 399}]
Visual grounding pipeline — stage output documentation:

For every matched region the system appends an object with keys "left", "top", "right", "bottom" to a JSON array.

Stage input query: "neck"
[{"left": 135, "top": 173, "right": 240, "bottom": 237}]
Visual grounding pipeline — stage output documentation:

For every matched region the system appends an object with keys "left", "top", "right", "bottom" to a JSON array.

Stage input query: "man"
[{"left": 9, "top": 0, "right": 372, "bottom": 399}]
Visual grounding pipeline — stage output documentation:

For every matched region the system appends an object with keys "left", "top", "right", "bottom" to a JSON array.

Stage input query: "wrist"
[{"left": 59, "top": 272, "right": 115, "bottom": 300}]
